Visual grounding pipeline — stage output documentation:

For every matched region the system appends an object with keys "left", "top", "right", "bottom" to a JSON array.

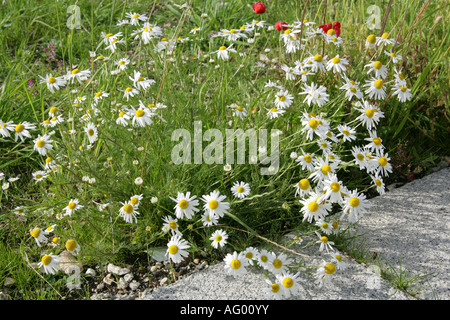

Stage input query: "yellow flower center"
[
  {"left": 178, "top": 200, "right": 189, "bottom": 209},
  {"left": 400, "top": 85, "right": 407, "bottom": 92},
  {"left": 95, "top": 92, "right": 103, "bottom": 98},
  {"left": 68, "top": 202, "right": 76, "bottom": 210},
  {"left": 66, "top": 239, "right": 77, "bottom": 251},
  {"left": 209, "top": 200, "right": 219, "bottom": 210},
  {"left": 278, "top": 95, "right": 286, "bottom": 101},
  {"left": 365, "top": 109, "right": 375, "bottom": 118},
  {"left": 350, "top": 87, "right": 357, "bottom": 93},
  {"left": 378, "top": 157, "right": 388, "bottom": 167},
  {"left": 321, "top": 165, "right": 331, "bottom": 175},
  {"left": 299, "top": 179, "right": 310, "bottom": 190},
  {"left": 132, "top": 14, "right": 139, "bottom": 18},
  {"left": 41, "top": 255, "right": 52, "bottom": 266},
  {"left": 349, "top": 197, "right": 360, "bottom": 207},
  {"left": 373, "top": 137, "right": 382, "bottom": 145},
  {"left": 327, "top": 29, "right": 336, "bottom": 35},
  {"left": 135, "top": 110, "right": 145, "bottom": 117},
  {"left": 215, "top": 235, "right": 222, "bottom": 242},
  {"left": 130, "top": 198, "right": 139, "bottom": 206},
  {"left": 381, "top": 32, "right": 389, "bottom": 39},
  {"left": 373, "top": 61, "right": 382, "bottom": 69},
  {"left": 270, "top": 108, "right": 278, "bottom": 112},
  {"left": 367, "top": 34, "right": 376, "bottom": 44},
  {"left": 261, "top": 255, "right": 268, "bottom": 263},
  {"left": 45, "top": 157, "right": 52, "bottom": 163},
  {"left": 119, "top": 61, "right": 126, "bottom": 65},
  {"left": 106, "top": 33, "right": 113, "bottom": 37},
  {"left": 374, "top": 80, "right": 384, "bottom": 89},
  {"left": 332, "top": 220, "right": 339, "bottom": 229},
  {"left": 52, "top": 237, "right": 59, "bottom": 244},
  {"left": 123, "top": 204, "right": 134, "bottom": 214},
  {"left": 237, "top": 186, "right": 245, "bottom": 193},
  {"left": 236, "top": 106, "right": 243, "bottom": 111},
  {"left": 321, "top": 236, "right": 328, "bottom": 243},
  {"left": 271, "top": 283, "right": 280, "bottom": 293},
  {"left": 230, "top": 259, "right": 241, "bottom": 269},
  {"left": 71, "top": 69, "right": 80, "bottom": 75},
  {"left": 15, "top": 124, "right": 25, "bottom": 133},
  {"left": 332, "top": 57, "right": 340, "bottom": 64},
  {"left": 308, "top": 202, "right": 319, "bottom": 212},
  {"left": 273, "top": 259, "right": 282, "bottom": 269},
  {"left": 314, "top": 54, "right": 323, "bottom": 62},
  {"left": 88, "top": 129, "right": 94, "bottom": 136},
  {"left": 304, "top": 155, "right": 312, "bottom": 163},
  {"left": 342, "top": 129, "right": 350, "bottom": 136},
  {"left": 230, "top": 29, "right": 237, "bottom": 34},
  {"left": 330, "top": 182, "right": 341, "bottom": 192},
  {"left": 375, "top": 179, "right": 383, "bottom": 187},
  {"left": 309, "top": 119, "right": 319, "bottom": 129},
  {"left": 168, "top": 245, "right": 178, "bottom": 255},
  {"left": 322, "top": 222, "right": 329, "bottom": 229},
  {"left": 219, "top": 46, "right": 227, "bottom": 51},
  {"left": 169, "top": 221, "right": 177, "bottom": 229},
  {"left": 282, "top": 277, "right": 294, "bottom": 288},
  {"left": 357, "top": 153, "right": 365, "bottom": 161},
  {"left": 245, "top": 252, "right": 253, "bottom": 259},
  {"left": 125, "top": 87, "right": 132, "bottom": 92},
  {"left": 48, "top": 77, "right": 56, "bottom": 84},
  {"left": 325, "top": 262, "right": 336, "bottom": 274},
  {"left": 30, "top": 228, "right": 41, "bottom": 238}
]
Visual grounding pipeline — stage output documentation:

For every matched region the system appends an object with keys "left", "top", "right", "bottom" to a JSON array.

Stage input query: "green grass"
[{"left": 0, "top": 0, "right": 448, "bottom": 299}]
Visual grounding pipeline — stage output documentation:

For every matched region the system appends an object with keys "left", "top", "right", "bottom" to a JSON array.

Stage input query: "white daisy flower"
[
  {"left": 392, "top": 83, "right": 413, "bottom": 102},
  {"left": 315, "top": 260, "right": 336, "bottom": 288},
  {"left": 266, "top": 107, "right": 286, "bottom": 119},
  {"left": 62, "top": 199, "right": 83, "bottom": 217},
  {"left": 162, "top": 216, "right": 182, "bottom": 236},
  {"left": 326, "top": 55, "right": 348, "bottom": 74},
  {"left": 341, "top": 189, "right": 371, "bottom": 223},
  {"left": 201, "top": 211, "right": 219, "bottom": 226},
  {"left": 231, "top": 181, "right": 251, "bottom": 199},
  {"left": 201, "top": 190, "right": 230, "bottom": 219},
  {"left": 336, "top": 124, "right": 357, "bottom": 142},
  {"left": 384, "top": 49, "right": 402, "bottom": 63},
  {"left": 209, "top": 229, "right": 228, "bottom": 249},
  {"left": 169, "top": 192, "right": 200, "bottom": 219},
  {"left": 294, "top": 178, "right": 312, "bottom": 197},
  {"left": 267, "top": 252, "right": 292, "bottom": 275},
  {"left": 65, "top": 239, "right": 81, "bottom": 256},
  {"left": 84, "top": 122, "right": 98, "bottom": 145},
  {"left": 125, "top": 12, "right": 148, "bottom": 26},
  {"left": 264, "top": 279, "right": 284, "bottom": 300},
  {"left": 116, "top": 58, "right": 130, "bottom": 70},
  {"left": 30, "top": 228, "right": 48, "bottom": 247},
  {"left": 119, "top": 201, "right": 140, "bottom": 223},
  {"left": 363, "top": 78, "right": 387, "bottom": 100},
  {"left": 166, "top": 234, "right": 190, "bottom": 264},
  {"left": 33, "top": 134, "right": 53, "bottom": 156},
  {"left": 129, "top": 70, "right": 156, "bottom": 90},
  {"left": 39, "top": 74, "right": 66, "bottom": 93},
  {"left": 315, "top": 231, "right": 335, "bottom": 253},
  {"left": 65, "top": 68, "right": 91, "bottom": 84},
  {"left": 355, "top": 100, "right": 385, "bottom": 130},
  {"left": 365, "top": 60, "right": 388, "bottom": 79},
  {"left": 13, "top": 121, "right": 35, "bottom": 142},
  {"left": 223, "top": 251, "right": 248, "bottom": 277},
  {"left": 212, "top": 45, "right": 237, "bottom": 61},
  {"left": 276, "top": 272, "right": 302, "bottom": 299},
  {"left": 38, "top": 254, "right": 60, "bottom": 274},
  {"left": 274, "top": 90, "right": 294, "bottom": 109}
]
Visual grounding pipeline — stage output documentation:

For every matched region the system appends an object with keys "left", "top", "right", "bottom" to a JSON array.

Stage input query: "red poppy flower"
[
  {"left": 252, "top": 1, "right": 266, "bottom": 14},
  {"left": 275, "top": 21, "right": 288, "bottom": 31}
]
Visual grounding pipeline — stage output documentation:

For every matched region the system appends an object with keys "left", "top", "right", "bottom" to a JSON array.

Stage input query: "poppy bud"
[
  {"left": 252, "top": 1, "right": 266, "bottom": 14},
  {"left": 333, "top": 21, "right": 341, "bottom": 29},
  {"left": 275, "top": 21, "right": 288, "bottom": 31}
]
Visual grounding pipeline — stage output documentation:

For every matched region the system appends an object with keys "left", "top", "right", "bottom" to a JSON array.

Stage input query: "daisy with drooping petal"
[
  {"left": 363, "top": 77, "right": 387, "bottom": 100},
  {"left": 121, "top": 86, "right": 140, "bottom": 101},
  {"left": 212, "top": 45, "right": 237, "bottom": 61},
  {"left": 315, "top": 219, "right": 333, "bottom": 235},
  {"left": 169, "top": 192, "right": 200, "bottom": 220},
  {"left": 116, "top": 58, "right": 130, "bottom": 70},
  {"left": 336, "top": 124, "right": 356, "bottom": 142},
  {"left": 341, "top": 189, "right": 370, "bottom": 223},
  {"left": 322, "top": 173, "right": 345, "bottom": 203},
  {"left": 315, "top": 231, "right": 335, "bottom": 253},
  {"left": 65, "top": 239, "right": 81, "bottom": 256},
  {"left": 130, "top": 70, "right": 156, "bottom": 91},
  {"left": 30, "top": 227, "right": 48, "bottom": 247},
  {"left": 201, "top": 211, "right": 219, "bottom": 227},
  {"left": 308, "top": 157, "right": 339, "bottom": 184},
  {"left": 256, "top": 249, "right": 272, "bottom": 270},
  {"left": 93, "top": 90, "right": 109, "bottom": 104},
  {"left": 116, "top": 109, "right": 131, "bottom": 126},
  {"left": 281, "top": 64, "right": 301, "bottom": 80},
  {"left": 267, "top": 252, "right": 292, "bottom": 275},
  {"left": 231, "top": 181, "right": 251, "bottom": 199},
  {"left": 352, "top": 146, "right": 369, "bottom": 170},
  {"left": 331, "top": 251, "right": 347, "bottom": 270},
  {"left": 370, "top": 173, "right": 386, "bottom": 195},
  {"left": 315, "top": 260, "right": 336, "bottom": 288},
  {"left": 310, "top": 54, "right": 328, "bottom": 73},
  {"left": 365, "top": 34, "right": 377, "bottom": 49},
  {"left": 65, "top": 68, "right": 91, "bottom": 84},
  {"left": 384, "top": 49, "right": 402, "bottom": 64},
  {"left": 62, "top": 199, "right": 83, "bottom": 217},
  {"left": 294, "top": 178, "right": 312, "bottom": 197},
  {"left": 355, "top": 100, "right": 385, "bottom": 130},
  {"left": 295, "top": 149, "right": 315, "bottom": 171},
  {"left": 162, "top": 216, "right": 182, "bottom": 236},
  {"left": 276, "top": 272, "right": 302, "bottom": 299},
  {"left": 32, "top": 170, "right": 48, "bottom": 182},
  {"left": 264, "top": 279, "right": 284, "bottom": 300},
  {"left": 392, "top": 83, "right": 413, "bottom": 102},
  {"left": 299, "top": 192, "right": 330, "bottom": 223},
  {"left": 13, "top": 121, "right": 36, "bottom": 142},
  {"left": 365, "top": 60, "right": 388, "bottom": 79},
  {"left": 119, "top": 201, "right": 139, "bottom": 223},
  {"left": 209, "top": 229, "right": 228, "bottom": 249},
  {"left": 128, "top": 105, "right": 155, "bottom": 128},
  {"left": 33, "top": 134, "right": 53, "bottom": 156},
  {"left": 376, "top": 32, "right": 396, "bottom": 47},
  {"left": 242, "top": 247, "right": 259, "bottom": 263},
  {"left": 340, "top": 78, "right": 364, "bottom": 101},
  {"left": 326, "top": 55, "right": 348, "bottom": 74},
  {"left": 125, "top": 12, "right": 148, "bottom": 25},
  {"left": 364, "top": 130, "right": 385, "bottom": 156},
  {"left": 299, "top": 82, "right": 329, "bottom": 107},
  {"left": 224, "top": 251, "right": 248, "bottom": 277},
  {"left": 0, "top": 119, "right": 14, "bottom": 138},
  {"left": 39, "top": 74, "right": 66, "bottom": 93},
  {"left": 266, "top": 107, "right": 286, "bottom": 119},
  {"left": 38, "top": 253, "right": 60, "bottom": 275},
  {"left": 84, "top": 122, "right": 98, "bottom": 145},
  {"left": 202, "top": 190, "right": 230, "bottom": 218},
  {"left": 129, "top": 194, "right": 144, "bottom": 208},
  {"left": 371, "top": 153, "right": 393, "bottom": 177},
  {"left": 166, "top": 234, "right": 190, "bottom": 263},
  {"left": 274, "top": 90, "right": 294, "bottom": 109}
]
